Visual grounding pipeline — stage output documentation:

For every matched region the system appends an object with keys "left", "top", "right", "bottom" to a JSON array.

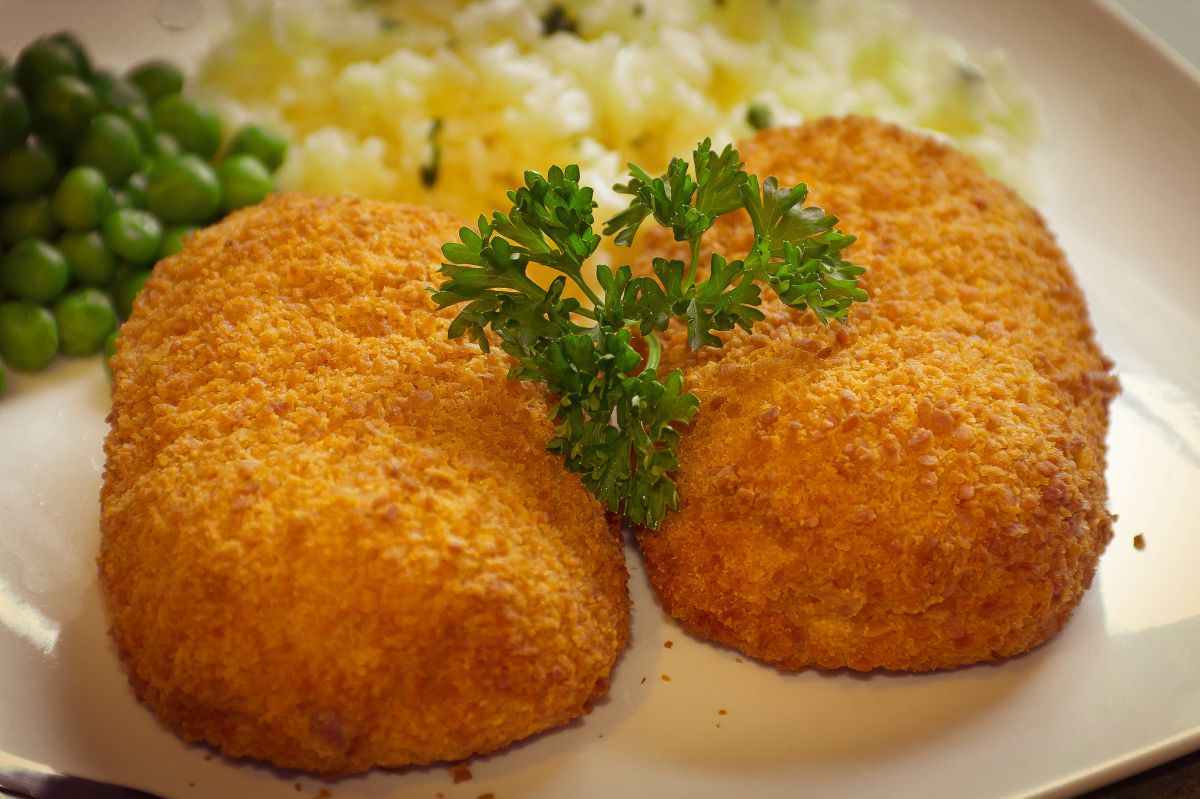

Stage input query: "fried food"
[
  {"left": 635, "top": 117, "right": 1118, "bottom": 671},
  {"left": 99, "top": 194, "right": 629, "bottom": 775}
]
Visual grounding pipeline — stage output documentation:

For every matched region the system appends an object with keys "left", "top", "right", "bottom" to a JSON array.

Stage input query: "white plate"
[{"left": 2, "top": 2, "right": 1199, "bottom": 797}]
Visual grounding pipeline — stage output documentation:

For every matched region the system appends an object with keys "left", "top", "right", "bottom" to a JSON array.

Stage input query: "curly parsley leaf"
[
  {"left": 541, "top": 328, "right": 698, "bottom": 527},
  {"left": 595, "top": 264, "right": 672, "bottom": 335},
  {"left": 689, "top": 253, "right": 765, "bottom": 349},
  {"left": 649, "top": 254, "right": 765, "bottom": 350},
  {"left": 494, "top": 165, "right": 602, "bottom": 275},
  {"left": 741, "top": 175, "right": 868, "bottom": 324},
  {"left": 604, "top": 137, "right": 747, "bottom": 248},
  {"left": 692, "top": 138, "right": 748, "bottom": 223}
]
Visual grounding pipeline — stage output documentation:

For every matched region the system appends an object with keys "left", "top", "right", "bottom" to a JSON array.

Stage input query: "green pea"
[
  {"left": 146, "top": 154, "right": 219, "bottom": 224},
  {"left": 158, "top": 224, "right": 196, "bottom": 258},
  {"left": 59, "top": 230, "right": 117, "bottom": 285},
  {"left": 2, "top": 197, "right": 59, "bottom": 245},
  {"left": 0, "top": 300, "right": 58, "bottom": 372},
  {"left": 52, "top": 165, "right": 111, "bottom": 231},
  {"left": 0, "top": 82, "right": 30, "bottom": 151},
  {"left": 0, "top": 239, "right": 69, "bottom": 302},
  {"left": 122, "top": 172, "right": 149, "bottom": 209},
  {"left": 227, "top": 123, "right": 288, "bottom": 173},
  {"left": 47, "top": 33, "right": 92, "bottom": 79},
  {"left": 75, "top": 113, "right": 142, "bottom": 184},
  {"left": 217, "top": 154, "right": 272, "bottom": 212},
  {"left": 14, "top": 38, "right": 79, "bottom": 98},
  {"left": 108, "top": 187, "right": 132, "bottom": 210},
  {"left": 54, "top": 287, "right": 116, "bottom": 356},
  {"left": 92, "top": 71, "right": 147, "bottom": 112},
  {"left": 103, "top": 327, "right": 118, "bottom": 379},
  {"left": 113, "top": 267, "right": 151, "bottom": 319},
  {"left": 114, "top": 101, "right": 156, "bottom": 152},
  {"left": 107, "top": 260, "right": 135, "bottom": 293},
  {"left": 33, "top": 73, "right": 97, "bottom": 145},
  {"left": 0, "top": 136, "right": 58, "bottom": 198},
  {"left": 152, "top": 94, "right": 220, "bottom": 159},
  {"left": 152, "top": 130, "right": 180, "bottom": 157},
  {"left": 127, "top": 60, "right": 183, "bottom": 104},
  {"left": 87, "top": 69, "right": 116, "bottom": 94},
  {"left": 101, "top": 208, "right": 161, "bottom": 266}
]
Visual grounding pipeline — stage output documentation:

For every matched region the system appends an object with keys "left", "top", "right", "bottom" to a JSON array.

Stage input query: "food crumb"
[
  {"left": 451, "top": 764, "right": 473, "bottom": 783},
  {"left": 204, "top": 754, "right": 213, "bottom": 762},
  {"left": 640, "top": 676, "right": 646, "bottom": 684},
  {"left": 718, "top": 709, "right": 727, "bottom": 715},
  {"left": 316, "top": 790, "right": 332, "bottom": 799},
  {"left": 1134, "top": 533, "right": 1146, "bottom": 550},
  {"left": 188, "top": 782, "right": 196, "bottom": 788},
  {"left": 735, "top": 657, "right": 743, "bottom": 663},
  {"left": 663, "top": 640, "right": 673, "bottom": 649},
  {"left": 715, "top": 722, "right": 721, "bottom": 728},
  {"left": 660, "top": 674, "right": 671, "bottom": 682},
  {"left": 478, "top": 794, "right": 495, "bottom": 799},
  {"left": 294, "top": 784, "right": 302, "bottom": 793}
]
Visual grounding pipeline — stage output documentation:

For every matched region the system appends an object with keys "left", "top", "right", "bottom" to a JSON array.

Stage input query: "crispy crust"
[
  {"left": 635, "top": 117, "right": 1118, "bottom": 671},
  {"left": 99, "top": 194, "right": 629, "bottom": 774}
]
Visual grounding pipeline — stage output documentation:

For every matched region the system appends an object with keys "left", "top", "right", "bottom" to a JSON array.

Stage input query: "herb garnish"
[
  {"left": 432, "top": 139, "right": 866, "bottom": 528},
  {"left": 419, "top": 118, "right": 442, "bottom": 189},
  {"left": 541, "top": 5, "right": 578, "bottom": 36},
  {"left": 746, "top": 102, "right": 773, "bottom": 131}
]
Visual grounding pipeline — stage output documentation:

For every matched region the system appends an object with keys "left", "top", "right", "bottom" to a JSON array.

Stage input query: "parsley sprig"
[{"left": 432, "top": 139, "right": 866, "bottom": 528}]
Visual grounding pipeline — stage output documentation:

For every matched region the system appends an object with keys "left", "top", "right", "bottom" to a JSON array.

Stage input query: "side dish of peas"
[{"left": 0, "top": 34, "right": 287, "bottom": 394}]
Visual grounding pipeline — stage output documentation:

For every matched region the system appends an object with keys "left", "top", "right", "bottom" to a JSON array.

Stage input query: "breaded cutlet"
[
  {"left": 100, "top": 194, "right": 630, "bottom": 774},
  {"left": 635, "top": 117, "right": 1117, "bottom": 671}
]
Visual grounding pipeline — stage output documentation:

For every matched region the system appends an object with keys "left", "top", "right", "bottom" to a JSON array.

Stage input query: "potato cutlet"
[
  {"left": 100, "top": 194, "right": 630, "bottom": 775},
  {"left": 635, "top": 117, "right": 1118, "bottom": 671}
]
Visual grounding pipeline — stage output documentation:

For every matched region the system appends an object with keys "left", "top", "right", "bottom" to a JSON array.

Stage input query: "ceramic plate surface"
[{"left": 1, "top": 2, "right": 1198, "bottom": 797}]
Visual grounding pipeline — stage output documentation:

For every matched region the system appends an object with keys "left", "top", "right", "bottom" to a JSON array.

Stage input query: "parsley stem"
[
  {"left": 684, "top": 238, "right": 701, "bottom": 289},
  {"left": 644, "top": 329, "right": 662, "bottom": 372},
  {"left": 570, "top": 271, "right": 604, "bottom": 308}
]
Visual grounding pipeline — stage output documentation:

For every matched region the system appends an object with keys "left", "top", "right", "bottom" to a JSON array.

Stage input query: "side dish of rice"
[{"left": 199, "top": 0, "right": 1041, "bottom": 222}]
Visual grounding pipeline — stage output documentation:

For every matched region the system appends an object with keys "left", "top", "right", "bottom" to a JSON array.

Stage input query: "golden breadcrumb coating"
[
  {"left": 635, "top": 117, "right": 1118, "bottom": 671},
  {"left": 100, "top": 194, "right": 629, "bottom": 775}
]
